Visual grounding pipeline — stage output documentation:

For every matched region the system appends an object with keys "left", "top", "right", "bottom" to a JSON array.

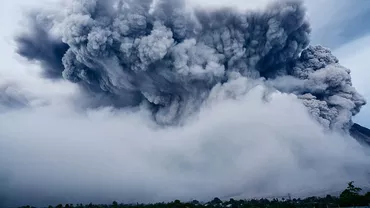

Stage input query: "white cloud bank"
[{"left": 1, "top": 77, "right": 369, "bottom": 207}]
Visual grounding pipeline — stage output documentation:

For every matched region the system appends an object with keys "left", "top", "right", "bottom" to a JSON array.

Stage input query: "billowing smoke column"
[{"left": 16, "top": 0, "right": 366, "bottom": 130}]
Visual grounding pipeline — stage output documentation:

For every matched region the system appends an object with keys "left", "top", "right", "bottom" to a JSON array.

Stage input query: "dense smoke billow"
[
  {"left": 16, "top": 0, "right": 365, "bottom": 129},
  {"left": 1, "top": 0, "right": 370, "bottom": 207}
]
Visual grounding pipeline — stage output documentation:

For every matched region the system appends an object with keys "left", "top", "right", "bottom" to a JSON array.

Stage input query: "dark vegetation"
[{"left": 19, "top": 182, "right": 370, "bottom": 208}]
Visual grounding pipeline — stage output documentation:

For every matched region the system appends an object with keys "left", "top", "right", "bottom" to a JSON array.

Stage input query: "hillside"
[{"left": 351, "top": 123, "right": 370, "bottom": 145}]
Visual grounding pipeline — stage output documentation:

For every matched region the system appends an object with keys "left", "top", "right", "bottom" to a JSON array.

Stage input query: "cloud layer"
[{"left": 1, "top": 79, "right": 369, "bottom": 207}]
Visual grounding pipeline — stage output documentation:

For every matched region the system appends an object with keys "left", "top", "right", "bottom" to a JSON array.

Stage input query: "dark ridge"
[{"left": 350, "top": 123, "right": 370, "bottom": 146}]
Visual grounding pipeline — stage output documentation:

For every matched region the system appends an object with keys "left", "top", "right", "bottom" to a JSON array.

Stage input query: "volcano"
[{"left": 351, "top": 123, "right": 370, "bottom": 146}]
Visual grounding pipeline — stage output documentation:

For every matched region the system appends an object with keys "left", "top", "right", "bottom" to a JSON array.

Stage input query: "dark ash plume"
[
  {"left": 15, "top": 12, "right": 69, "bottom": 79},
  {"left": 14, "top": 0, "right": 366, "bottom": 129}
]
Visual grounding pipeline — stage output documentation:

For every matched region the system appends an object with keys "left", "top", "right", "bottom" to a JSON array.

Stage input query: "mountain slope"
[{"left": 350, "top": 123, "right": 370, "bottom": 145}]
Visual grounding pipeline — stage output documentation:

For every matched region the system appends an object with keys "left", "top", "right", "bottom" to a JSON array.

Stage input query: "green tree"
[
  {"left": 174, "top": 200, "right": 181, "bottom": 204},
  {"left": 339, "top": 181, "right": 362, "bottom": 206}
]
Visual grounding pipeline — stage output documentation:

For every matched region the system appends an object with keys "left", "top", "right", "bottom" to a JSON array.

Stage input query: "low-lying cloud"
[{"left": 1, "top": 78, "right": 369, "bottom": 207}]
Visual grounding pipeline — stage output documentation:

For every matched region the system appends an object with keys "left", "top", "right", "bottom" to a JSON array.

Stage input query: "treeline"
[{"left": 19, "top": 181, "right": 370, "bottom": 208}]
